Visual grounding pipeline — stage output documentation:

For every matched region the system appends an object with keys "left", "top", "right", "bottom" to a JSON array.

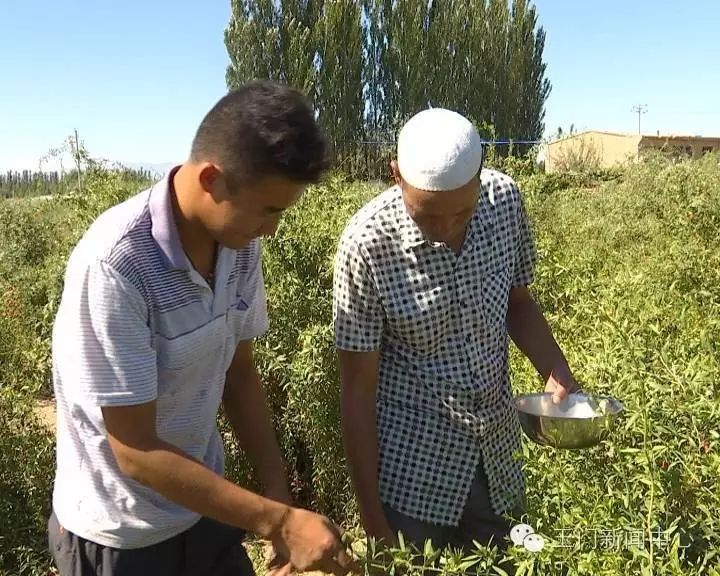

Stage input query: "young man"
[
  {"left": 334, "top": 108, "right": 578, "bottom": 553},
  {"left": 50, "top": 82, "right": 354, "bottom": 576}
]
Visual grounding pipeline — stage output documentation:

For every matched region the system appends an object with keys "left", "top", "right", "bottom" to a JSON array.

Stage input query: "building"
[{"left": 545, "top": 130, "right": 720, "bottom": 172}]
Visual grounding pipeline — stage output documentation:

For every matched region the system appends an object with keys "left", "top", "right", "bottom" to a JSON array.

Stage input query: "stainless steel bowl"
[{"left": 515, "top": 392, "right": 625, "bottom": 449}]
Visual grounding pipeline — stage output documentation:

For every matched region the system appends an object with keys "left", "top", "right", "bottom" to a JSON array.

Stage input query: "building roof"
[
  {"left": 640, "top": 133, "right": 720, "bottom": 141},
  {"left": 549, "top": 130, "right": 719, "bottom": 145},
  {"left": 547, "top": 130, "right": 637, "bottom": 145}
]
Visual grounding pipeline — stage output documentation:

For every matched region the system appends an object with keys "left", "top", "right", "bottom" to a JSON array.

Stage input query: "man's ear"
[
  {"left": 198, "top": 163, "right": 222, "bottom": 195},
  {"left": 389, "top": 160, "right": 402, "bottom": 187}
]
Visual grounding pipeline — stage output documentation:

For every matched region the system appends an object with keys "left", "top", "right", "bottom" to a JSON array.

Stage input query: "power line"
[{"left": 631, "top": 104, "right": 647, "bottom": 135}]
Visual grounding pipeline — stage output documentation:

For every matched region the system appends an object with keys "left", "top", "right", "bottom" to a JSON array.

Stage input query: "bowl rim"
[{"left": 514, "top": 391, "right": 625, "bottom": 417}]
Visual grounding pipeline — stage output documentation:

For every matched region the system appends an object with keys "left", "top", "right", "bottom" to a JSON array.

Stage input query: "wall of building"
[
  {"left": 546, "top": 132, "right": 641, "bottom": 172},
  {"left": 639, "top": 136, "right": 720, "bottom": 159}
]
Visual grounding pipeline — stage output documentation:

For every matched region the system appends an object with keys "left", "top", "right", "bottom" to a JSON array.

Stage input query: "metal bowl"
[{"left": 515, "top": 392, "right": 625, "bottom": 449}]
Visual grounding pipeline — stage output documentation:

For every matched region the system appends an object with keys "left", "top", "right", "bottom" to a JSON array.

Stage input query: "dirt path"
[{"left": 33, "top": 398, "right": 56, "bottom": 432}]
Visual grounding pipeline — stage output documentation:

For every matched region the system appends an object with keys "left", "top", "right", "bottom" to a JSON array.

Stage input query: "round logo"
[{"left": 510, "top": 523, "right": 546, "bottom": 552}]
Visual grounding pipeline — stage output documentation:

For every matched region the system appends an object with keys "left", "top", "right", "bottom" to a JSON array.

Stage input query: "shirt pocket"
[
  {"left": 478, "top": 223, "right": 514, "bottom": 274},
  {"left": 386, "top": 280, "right": 452, "bottom": 357},
  {"left": 475, "top": 266, "right": 511, "bottom": 329}
]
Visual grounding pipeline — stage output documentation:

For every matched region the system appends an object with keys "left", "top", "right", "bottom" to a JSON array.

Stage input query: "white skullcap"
[{"left": 397, "top": 108, "right": 484, "bottom": 191}]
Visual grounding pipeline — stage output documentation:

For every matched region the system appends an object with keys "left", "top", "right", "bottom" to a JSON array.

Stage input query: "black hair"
[{"left": 190, "top": 81, "right": 330, "bottom": 185}]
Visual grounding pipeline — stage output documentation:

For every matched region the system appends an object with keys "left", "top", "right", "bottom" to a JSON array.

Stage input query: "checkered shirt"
[{"left": 333, "top": 169, "right": 537, "bottom": 526}]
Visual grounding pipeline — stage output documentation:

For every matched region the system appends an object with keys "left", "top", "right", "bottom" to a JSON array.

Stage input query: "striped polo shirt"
[{"left": 51, "top": 169, "right": 268, "bottom": 549}]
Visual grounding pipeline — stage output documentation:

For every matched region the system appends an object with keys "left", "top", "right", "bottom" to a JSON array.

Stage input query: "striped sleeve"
[{"left": 68, "top": 260, "right": 158, "bottom": 406}]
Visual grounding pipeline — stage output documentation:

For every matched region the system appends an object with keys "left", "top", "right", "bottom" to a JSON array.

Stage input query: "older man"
[{"left": 334, "top": 108, "right": 577, "bottom": 553}]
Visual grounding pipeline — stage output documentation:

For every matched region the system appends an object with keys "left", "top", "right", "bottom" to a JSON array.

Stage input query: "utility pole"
[
  {"left": 631, "top": 104, "right": 647, "bottom": 134},
  {"left": 70, "top": 128, "right": 83, "bottom": 195}
]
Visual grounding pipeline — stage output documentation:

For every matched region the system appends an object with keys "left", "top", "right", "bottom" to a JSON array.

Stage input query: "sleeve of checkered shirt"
[
  {"left": 512, "top": 186, "right": 538, "bottom": 287},
  {"left": 333, "top": 235, "right": 384, "bottom": 351}
]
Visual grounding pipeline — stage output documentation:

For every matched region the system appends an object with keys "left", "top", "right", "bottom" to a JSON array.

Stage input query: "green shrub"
[{"left": 0, "top": 388, "right": 54, "bottom": 576}]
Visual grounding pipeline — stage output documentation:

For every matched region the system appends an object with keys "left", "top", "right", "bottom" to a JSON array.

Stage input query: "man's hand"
[
  {"left": 544, "top": 364, "right": 579, "bottom": 404},
  {"left": 271, "top": 508, "right": 358, "bottom": 575}
]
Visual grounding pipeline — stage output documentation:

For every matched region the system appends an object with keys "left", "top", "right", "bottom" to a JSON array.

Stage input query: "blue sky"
[{"left": 1, "top": 0, "right": 718, "bottom": 171}]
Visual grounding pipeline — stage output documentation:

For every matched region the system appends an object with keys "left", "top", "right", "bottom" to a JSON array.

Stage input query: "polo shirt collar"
[{"left": 149, "top": 166, "right": 188, "bottom": 270}]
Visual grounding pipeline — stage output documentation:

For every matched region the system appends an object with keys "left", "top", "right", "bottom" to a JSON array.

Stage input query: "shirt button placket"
[
  {"left": 457, "top": 263, "right": 479, "bottom": 383},
  {"left": 458, "top": 289, "right": 474, "bottom": 348}
]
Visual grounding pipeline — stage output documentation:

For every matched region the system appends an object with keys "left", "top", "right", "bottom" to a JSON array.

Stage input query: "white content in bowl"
[
  {"left": 557, "top": 394, "right": 606, "bottom": 418},
  {"left": 516, "top": 393, "right": 620, "bottom": 419},
  {"left": 564, "top": 401, "right": 600, "bottom": 418}
]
